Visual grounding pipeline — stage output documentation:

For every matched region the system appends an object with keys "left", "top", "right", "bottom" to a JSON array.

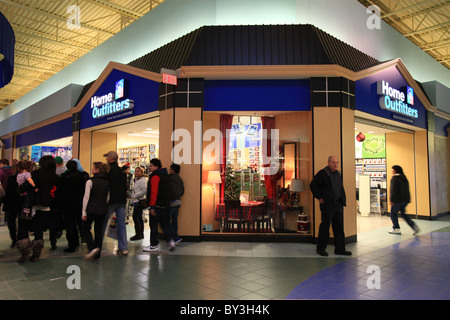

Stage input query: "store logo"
[
  {"left": 115, "top": 79, "right": 124, "bottom": 99},
  {"left": 407, "top": 86, "right": 414, "bottom": 105},
  {"left": 91, "top": 79, "right": 134, "bottom": 119},
  {"left": 377, "top": 81, "right": 418, "bottom": 119}
]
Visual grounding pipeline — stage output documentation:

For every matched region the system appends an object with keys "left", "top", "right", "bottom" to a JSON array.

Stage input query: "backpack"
[{"left": 170, "top": 174, "right": 184, "bottom": 200}]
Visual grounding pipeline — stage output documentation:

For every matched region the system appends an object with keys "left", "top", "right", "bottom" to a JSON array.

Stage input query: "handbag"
[{"left": 138, "top": 199, "right": 148, "bottom": 208}]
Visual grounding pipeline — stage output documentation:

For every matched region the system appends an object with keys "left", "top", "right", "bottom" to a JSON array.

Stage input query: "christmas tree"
[{"left": 224, "top": 164, "right": 240, "bottom": 200}]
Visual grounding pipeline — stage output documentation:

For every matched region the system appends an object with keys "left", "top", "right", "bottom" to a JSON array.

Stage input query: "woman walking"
[
  {"left": 389, "top": 165, "right": 420, "bottom": 235},
  {"left": 81, "top": 162, "right": 110, "bottom": 260}
]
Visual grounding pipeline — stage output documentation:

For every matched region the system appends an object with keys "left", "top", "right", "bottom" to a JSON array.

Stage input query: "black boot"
[{"left": 130, "top": 225, "right": 144, "bottom": 241}]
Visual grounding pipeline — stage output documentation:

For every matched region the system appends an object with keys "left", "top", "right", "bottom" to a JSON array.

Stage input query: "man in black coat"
[{"left": 310, "top": 156, "right": 351, "bottom": 257}]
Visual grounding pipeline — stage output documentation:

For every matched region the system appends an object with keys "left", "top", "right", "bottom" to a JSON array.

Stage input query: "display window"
[
  {"left": 16, "top": 136, "right": 73, "bottom": 164},
  {"left": 202, "top": 111, "right": 312, "bottom": 237}
]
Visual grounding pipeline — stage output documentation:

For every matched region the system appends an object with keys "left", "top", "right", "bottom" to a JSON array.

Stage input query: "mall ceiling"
[{"left": 0, "top": 0, "right": 448, "bottom": 110}]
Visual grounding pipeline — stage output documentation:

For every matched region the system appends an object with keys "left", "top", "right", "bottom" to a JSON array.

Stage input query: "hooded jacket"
[{"left": 390, "top": 174, "right": 410, "bottom": 203}]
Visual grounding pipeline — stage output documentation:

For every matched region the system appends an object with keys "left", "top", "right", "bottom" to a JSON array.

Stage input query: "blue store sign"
[
  {"left": 80, "top": 69, "right": 159, "bottom": 130},
  {"left": 355, "top": 67, "right": 427, "bottom": 129}
]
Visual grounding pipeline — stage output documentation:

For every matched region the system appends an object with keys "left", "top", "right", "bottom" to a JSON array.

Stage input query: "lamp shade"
[
  {"left": 290, "top": 179, "right": 304, "bottom": 192},
  {"left": 207, "top": 171, "right": 222, "bottom": 184}
]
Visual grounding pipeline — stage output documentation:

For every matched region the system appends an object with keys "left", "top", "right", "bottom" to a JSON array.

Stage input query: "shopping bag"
[{"left": 107, "top": 216, "right": 117, "bottom": 239}]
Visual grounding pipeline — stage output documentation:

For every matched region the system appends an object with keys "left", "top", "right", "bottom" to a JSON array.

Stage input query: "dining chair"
[
  {"left": 254, "top": 197, "right": 275, "bottom": 233},
  {"left": 224, "top": 199, "right": 249, "bottom": 232}
]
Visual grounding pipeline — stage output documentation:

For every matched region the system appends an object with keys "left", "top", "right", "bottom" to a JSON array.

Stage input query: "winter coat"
[
  {"left": 31, "top": 168, "right": 58, "bottom": 208},
  {"left": 0, "top": 166, "right": 13, "bottom": 190},
  {"left": 310, "top": 166, "right": 347, "bottom": 206},
  {"left": 147, "top": 168, "right": 172, "bottom": 208},
  {"left": 57, "top": 169, "right": 87, "bottom": 214},
  {"left": 2, "top": 174, "right": 20, "bottom": 213},
  {"left": 389, "top": 174, "right": 410, "bottom": 203},
  {"left": 83, "top": 174, "right": 110, "bottom": 216},
  {"left": 131, "top": 175, "right": 148, "bottom": 203},
  {"left": 107, "top": 162, "right": 127, "bottom": 204}
]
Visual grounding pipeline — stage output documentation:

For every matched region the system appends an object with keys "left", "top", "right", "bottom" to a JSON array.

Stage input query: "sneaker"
[
  {"left": 143, "top": 245, "right": 160, "bottom": 252},
  {"left": 168, "top": 240, "right": 176, "bottom": 251},
  {"left": 389, "top": 228, "right": 401, "bottom": 234},
  {"left": 413, "top": 225, "right": 421, "bottom": 235},
  {"left": 175, "top": 237, "right": 183, "bottom": 246},
  {"left": 85, "top": 248, "right": 100, "bottom": 260}
]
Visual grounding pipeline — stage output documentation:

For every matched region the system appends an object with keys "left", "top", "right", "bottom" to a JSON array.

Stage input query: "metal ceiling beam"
[
  {"left": 15, "top": 63, "right": 59, "bottom": 74},
  {"left": 0, "top": 0, "right": 114, "bottom": 36},
  {"left": 381, "top": 0, "right": 443, "bottom": 18},
  {"left": 84, "top": 0, "right": 144, "bottom": 20},
  {"left": 403, "top": 21, "right": 450, "bottom": 37},
  {"left": 15, "top": 49, "right": 75, "bottom": 65},
  {"left": 386, "top": 2, "right": 450, "bottom": 21},
  {"left": 15, "top": 30, "right": 94, "bottom": 52}
]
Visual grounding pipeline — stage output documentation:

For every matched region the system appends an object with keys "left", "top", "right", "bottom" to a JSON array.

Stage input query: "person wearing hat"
[
  {"left": 101, "top": 151, "right": 128, "bottom": 255},
  {"left": 55, "top": 156, "right": 66, "bottom": 176}
]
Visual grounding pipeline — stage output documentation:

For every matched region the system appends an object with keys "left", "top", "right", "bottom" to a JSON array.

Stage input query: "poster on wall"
[
  {"left": 31, "top": 146, "right": 42, "bottom": 162},
  {"left": 19, "top": 147, "right": 30, "bottom": 160},
  {"left": 362, "top": 134, "right": 386, "bottom": 159}
]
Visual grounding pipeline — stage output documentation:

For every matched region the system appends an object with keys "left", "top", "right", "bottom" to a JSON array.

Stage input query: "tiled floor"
[{"left": 0, "top": 214, "right": 449, "bottom": 300}]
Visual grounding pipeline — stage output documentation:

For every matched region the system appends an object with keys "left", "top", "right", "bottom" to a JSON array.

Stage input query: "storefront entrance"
[
  {"left": 354, "top": 115, "right": 430, "bottom": 233},
  {"left": 79, "top": 112, "right": 160, "bottom": 175}
]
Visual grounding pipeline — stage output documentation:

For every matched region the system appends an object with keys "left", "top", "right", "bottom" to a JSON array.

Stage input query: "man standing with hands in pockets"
[{"left": 310, "top": 156, "right": 351, "bottom": 257}]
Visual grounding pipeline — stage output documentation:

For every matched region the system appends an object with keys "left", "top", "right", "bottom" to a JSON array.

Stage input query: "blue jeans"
[
  {"left": 103, "top": 203, "right": 128, "bottom": 251},
  {"left": 390, "top": 202, "right": 416, "bottom": 230}
]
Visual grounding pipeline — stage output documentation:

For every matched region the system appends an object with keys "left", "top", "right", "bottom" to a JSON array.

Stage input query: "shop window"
[{"left": 227, "top": 116, "right": 267, "bottom": 202}]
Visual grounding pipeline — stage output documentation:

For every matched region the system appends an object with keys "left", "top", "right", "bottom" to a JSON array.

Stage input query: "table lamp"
[
  {"left": 207, "top": 171, "right": 222, "bottom": 216},
  {"left": 290, "top": 179, "right": 304, "bottom": 207}
]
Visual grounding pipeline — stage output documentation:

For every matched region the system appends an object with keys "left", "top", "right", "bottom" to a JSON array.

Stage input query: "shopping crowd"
[{"left": 0, "top": 152, "right": 184, "bottom": 263}]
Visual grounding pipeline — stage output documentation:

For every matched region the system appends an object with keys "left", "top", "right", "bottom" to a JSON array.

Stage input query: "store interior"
[
  {"left": 93, "top": 116, "right": 160, "bottom": 172},
  {"left": 354, "top": 120, "right": 416, "bottom": 233}
]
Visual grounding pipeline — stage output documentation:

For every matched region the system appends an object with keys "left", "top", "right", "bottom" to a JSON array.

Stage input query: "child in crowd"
[
  {"left": 17, "top": 160, "right": 37, "bottom": 191},
  {"left": 16, "top": 160, "right": 37, "bottom": 220}
]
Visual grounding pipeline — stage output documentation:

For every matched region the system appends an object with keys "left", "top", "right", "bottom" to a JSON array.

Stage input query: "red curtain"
[
  {"left": 261, "top": 116, "right": 276, "bottom": 200},
  {"left": 220, "top": 114, "right": 233, "bottom": 203}
]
